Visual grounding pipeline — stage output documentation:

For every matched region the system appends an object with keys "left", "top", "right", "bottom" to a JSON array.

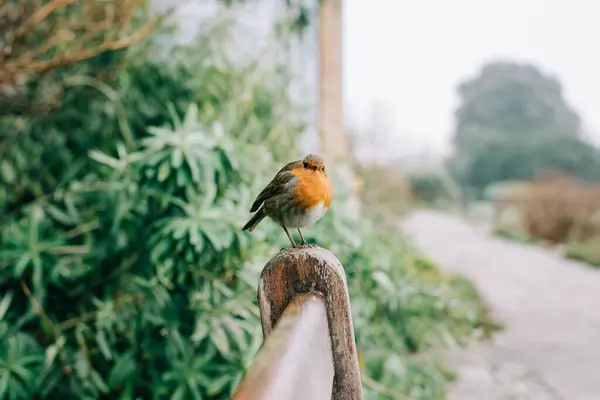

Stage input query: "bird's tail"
[{"left": 242, "top": 207, "right": 267, "bottom": 232}]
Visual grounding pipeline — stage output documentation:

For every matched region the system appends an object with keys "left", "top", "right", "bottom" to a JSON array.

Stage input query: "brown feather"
[
  {"left": 242, "top": 207, "right": 267, "bottom": 231},
  {"left": 249, "top": 160, "right": 302, "bottom": 212}
]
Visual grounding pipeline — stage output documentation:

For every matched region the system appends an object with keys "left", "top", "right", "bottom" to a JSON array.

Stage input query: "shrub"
[
  {"left": 0, "top": 16, "right": 303, "bottom": 397},
  {"left": 514, "top": 173, "right": 600, "bottom": 243},
  {"left": 488, "top": 174, "right": 600, "bottom": 267},
  {"left": 407, "top": 173, "right": 456, "bottom": 206}
]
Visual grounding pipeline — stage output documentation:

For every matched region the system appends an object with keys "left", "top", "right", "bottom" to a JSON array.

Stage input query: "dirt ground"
[{"left": 402, "top": 210, "right": 600, "bottom": 400}]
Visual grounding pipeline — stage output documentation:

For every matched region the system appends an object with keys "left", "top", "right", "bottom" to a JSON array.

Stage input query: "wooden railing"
[{"left": 232, "top": 246, "right": 363, "bottom": 400}]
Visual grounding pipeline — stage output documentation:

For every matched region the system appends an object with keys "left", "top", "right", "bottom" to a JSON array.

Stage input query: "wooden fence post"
[{"left": 231, "top": 246, "right": 363, "bottom": 400}]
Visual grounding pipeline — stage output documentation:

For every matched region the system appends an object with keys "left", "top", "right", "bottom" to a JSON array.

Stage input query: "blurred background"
[{"left": 1, "top": 0, "right": 599, "bottom": 399}]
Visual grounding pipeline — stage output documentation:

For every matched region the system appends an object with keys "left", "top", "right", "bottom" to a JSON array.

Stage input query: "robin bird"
[{"left": 242, "top": 154, "right": 332, "bottom": 248}]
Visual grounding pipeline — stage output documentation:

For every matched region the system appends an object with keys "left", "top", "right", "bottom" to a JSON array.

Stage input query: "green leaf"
[
  {"left": 223, "top": 317, "right": 246, "bottom": 351},
  {"left": 0, "top": 292, "right": 13, "bottom": 321},
  {"left": 158, "top": 161, "right": 170, "bottom": 182},
  {"left": 74, "top": 351, "right": 90, "bottom": 379},
  {"left": 96, "top": 330, "right": 112, "bottom": 360},
  {"left": 191, "top": 320, "right": 209, "bottom": 344},
  {"left": 183, "top": 103, "right": 199, "bottom": 130},
  {"left": 44, "top": 337, "right": 65, "bottom": 369},
  {"left": 206, "top": 374, "right": 231, "bottom": 396},
  {"left": 172, "top": 149, "right": 183, "bottom": 168},
  {"left": 108, "top": 351, "right": 136, "bottom": 388},
  {"left": 89, "top": 150, "right": 121, "bottom": 170},
  {"left": 191, "top": 346, "right": 217, "bottom": 372},
  {"left": 14, "top": 255, "right": 31, "bottom": 276},
  {"left": 0, "top": 372, "right": 9, "bottom": 400},
  {"left": 187, "top": 376, "right": 203, "bottom": 400},
  {"left": 171, "top": 385, "right": 187, "bottom": 400},
  {"left": 373, "top": 271, "right": 395, "bottom": 293},
  {"left": 209, "top": 321, "right": 230, "bottom": 356},
  {"left": 90, "top": 369, "right": 110, "bottom": 394},
  {"left": 1, "top": 160, "right": 16, "bottom": 183},
  {"left": 44, "top": 205, "right": 73, "bottom": 225}
]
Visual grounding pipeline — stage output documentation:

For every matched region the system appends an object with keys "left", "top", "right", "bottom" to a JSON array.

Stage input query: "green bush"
[
  {"left": 407, "top": 173, "right": 456, "bottom": 206},
  {"left": 0, "top": 18, "right": 491, "bottom": 400},
  {"left": 565, "top": 238, "right": 600, "bottom": 267}
]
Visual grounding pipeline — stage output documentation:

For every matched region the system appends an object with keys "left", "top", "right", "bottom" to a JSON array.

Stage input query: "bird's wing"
[{"left": 249, "top": 160, "right": 301, "bottom": 212}]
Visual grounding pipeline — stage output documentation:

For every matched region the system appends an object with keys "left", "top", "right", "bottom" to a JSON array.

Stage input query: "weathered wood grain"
[
  {"left": 231, "top": 293, "right": 334, "bottom": 400},
  {"left": 258, "top": 246, "right": 363, "bottom": 400}
]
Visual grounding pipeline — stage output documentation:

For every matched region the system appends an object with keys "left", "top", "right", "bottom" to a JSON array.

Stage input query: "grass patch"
[{"left": 565, "top": 240, "right": 600, "bottom": 267}]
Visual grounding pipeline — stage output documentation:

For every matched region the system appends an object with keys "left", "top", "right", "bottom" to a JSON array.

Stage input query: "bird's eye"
[
  {"left": 303, "top": 161, "right": 309, "bottom": 168},
  {"left": 312, "top": 165, "right": 318, "bottom": 170}
]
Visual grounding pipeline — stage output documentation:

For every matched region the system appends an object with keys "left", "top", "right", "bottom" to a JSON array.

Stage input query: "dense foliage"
[
  {"left": 407, "top": 174, "right": 456, "bottom": 206},
  {"left": 448, "top": 61, "right": 600, "bottom": 195},
  {"left": 0, "top": 15, "right": 492, "bottom": 400}
]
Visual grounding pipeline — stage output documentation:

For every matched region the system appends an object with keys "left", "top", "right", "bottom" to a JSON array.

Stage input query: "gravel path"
[{"left": 402, "top": 210, "right": 600, "bottom": 400}]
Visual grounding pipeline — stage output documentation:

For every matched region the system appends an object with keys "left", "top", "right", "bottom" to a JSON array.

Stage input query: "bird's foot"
[{"left": 293, "top": 243, "right": 316, "bottom": 249}]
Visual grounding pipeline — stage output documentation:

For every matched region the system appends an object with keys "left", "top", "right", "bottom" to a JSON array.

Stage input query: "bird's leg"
[
  {"left": 297, "top": 228, "right": 307, "bottom": 245},
  {"left": 282, "top": 226, "right": 298, "bottom": 248},
  {"left": 297, "top": 229, "right": 315, "bottom": 248}
]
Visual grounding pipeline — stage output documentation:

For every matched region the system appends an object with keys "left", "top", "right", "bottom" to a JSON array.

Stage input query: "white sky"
[{"left": 343, "top": 0, "right": 600, "bottom": 159}]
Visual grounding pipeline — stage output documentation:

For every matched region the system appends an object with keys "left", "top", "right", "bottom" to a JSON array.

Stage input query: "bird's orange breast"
[{"left": 291, "top": 168, "right": 332, "bottom": 209}]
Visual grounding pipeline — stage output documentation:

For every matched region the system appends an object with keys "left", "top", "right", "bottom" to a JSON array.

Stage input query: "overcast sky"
[{"left": 344, "top": 0, "right": 600, "bottom": 159}]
